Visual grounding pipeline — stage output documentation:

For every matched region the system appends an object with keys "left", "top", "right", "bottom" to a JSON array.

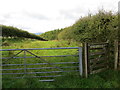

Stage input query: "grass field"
[{"left": 1, "top": 38, "right": 120, "bottom": 88}]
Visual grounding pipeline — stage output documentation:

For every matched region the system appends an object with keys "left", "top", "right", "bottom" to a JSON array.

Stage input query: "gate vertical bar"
[
  {"left": 78, "top": 47, "right": 83, "bottom": 76},
  {"left": 24, "top": 50, "right": 27, "bottom": 74},
  {"left": 84, "top": 42, "right": 88, "bottom": 78}
]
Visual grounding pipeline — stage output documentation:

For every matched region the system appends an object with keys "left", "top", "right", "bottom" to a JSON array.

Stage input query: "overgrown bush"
[{"left": 58, "top": 10, "right": 118, "bottom": 43}]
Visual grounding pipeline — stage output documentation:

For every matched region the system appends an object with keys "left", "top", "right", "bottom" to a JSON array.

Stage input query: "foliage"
[
  {"left": 0, "top": 25, "right": 46, "bottom": 41},
  {"left": 20, "top": 10, "right": 118, "bottom": 43},
  {"left": 58, "top": 10, "right": 118, "bottom": 43},
  {"left": 40, "top": 29, "right": 63, "bottom": 40}
]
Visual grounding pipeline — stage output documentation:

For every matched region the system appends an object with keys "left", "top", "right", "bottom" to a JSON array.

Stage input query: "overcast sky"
[{"left": 0, "top": 0, "right": 119, "bottom": 33}]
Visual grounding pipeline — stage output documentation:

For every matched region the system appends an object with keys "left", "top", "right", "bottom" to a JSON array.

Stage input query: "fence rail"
[{"left": 1, "top": 47, "right": 83, "bottom": 81}]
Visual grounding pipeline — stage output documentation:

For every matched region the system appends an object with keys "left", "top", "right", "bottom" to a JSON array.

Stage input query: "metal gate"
[{"left": 0, "top": 47, "right": 82, "bottom": 81}]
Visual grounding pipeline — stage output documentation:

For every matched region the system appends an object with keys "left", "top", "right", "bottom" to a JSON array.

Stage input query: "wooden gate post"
[{"left": 114, "top": 40, "right": 119, "bottom": 70}]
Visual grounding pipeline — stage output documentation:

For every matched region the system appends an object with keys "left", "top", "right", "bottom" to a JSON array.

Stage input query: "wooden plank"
[
  {"left": 90, "top": 60, "right": 108, "bottom": 67},
  {"left": 90, "top": 45, "right": 107, "bottom": 48},
  {"left": 90, "top": 67, "right": 108, "bottom": 74},
  {"left": 90, "top": 57, "right": 105, "bottom": 64},
  {"left": 88, "top": 42, "right": 108, "bottom": 46},
  {"left": 90, "top": 62, "right": 107, "bottom": 69},
  {"left": 90, "top": 52, "right": 105, "bottom": 56},
  {"left": 89, "top": 47, "right": 104, "bottom": 50}
]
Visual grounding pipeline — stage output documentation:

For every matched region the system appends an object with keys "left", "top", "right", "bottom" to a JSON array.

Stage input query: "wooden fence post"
[{"left": 114, "top": 40, "right": 119, "bottom": 70}]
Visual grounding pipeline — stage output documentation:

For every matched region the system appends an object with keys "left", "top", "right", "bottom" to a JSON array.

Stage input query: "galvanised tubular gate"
[{"left": 0, "top": 47, "right": 83, "bottom": 82}]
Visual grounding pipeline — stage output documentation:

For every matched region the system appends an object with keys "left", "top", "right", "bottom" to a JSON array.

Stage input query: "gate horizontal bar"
[
  {"left": 39, "top": 79, "right": 54, "bottom": 82},
  {"left": 1, "top": 66, "right": 79, "bottom": 71},
  {"left": 1, "top": 70, "right": 79, "bottom": 75},
  {"left": 1, "top": 55, "right": 78, "bottom": 59},
  {"left": 0, "top": 47, "right": 80, "bottom": 51},
  {"left": 1, "top": 62, "right": 79, "bottom": 66},
  {"left": 2, "top": 75, "right": 63, "bottom": 79}
]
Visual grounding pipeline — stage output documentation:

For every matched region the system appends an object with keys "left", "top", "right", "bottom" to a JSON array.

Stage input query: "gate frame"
[{"left": 0, "top": 47, "right": 83, "bottom": 81}]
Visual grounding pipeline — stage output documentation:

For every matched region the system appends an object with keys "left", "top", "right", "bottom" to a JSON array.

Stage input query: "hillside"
[
  {"left": 40, "top": 29, "right": 63, "bottom": 40},
  {"left": 0, "top": 25, "right": 46, "bottom": 41}
]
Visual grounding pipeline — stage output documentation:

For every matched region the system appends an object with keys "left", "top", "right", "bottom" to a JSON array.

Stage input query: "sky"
[{"left": 0, "top": 0, "right": 119, "bottom": 33}]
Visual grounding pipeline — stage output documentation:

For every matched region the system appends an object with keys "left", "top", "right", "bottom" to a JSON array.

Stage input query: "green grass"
[
  {"left": 2, "top": 70, "right": 120, "bottom": 88},
  {"left": 1, "top": 38, "right": 120, "bottom": 88}
]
